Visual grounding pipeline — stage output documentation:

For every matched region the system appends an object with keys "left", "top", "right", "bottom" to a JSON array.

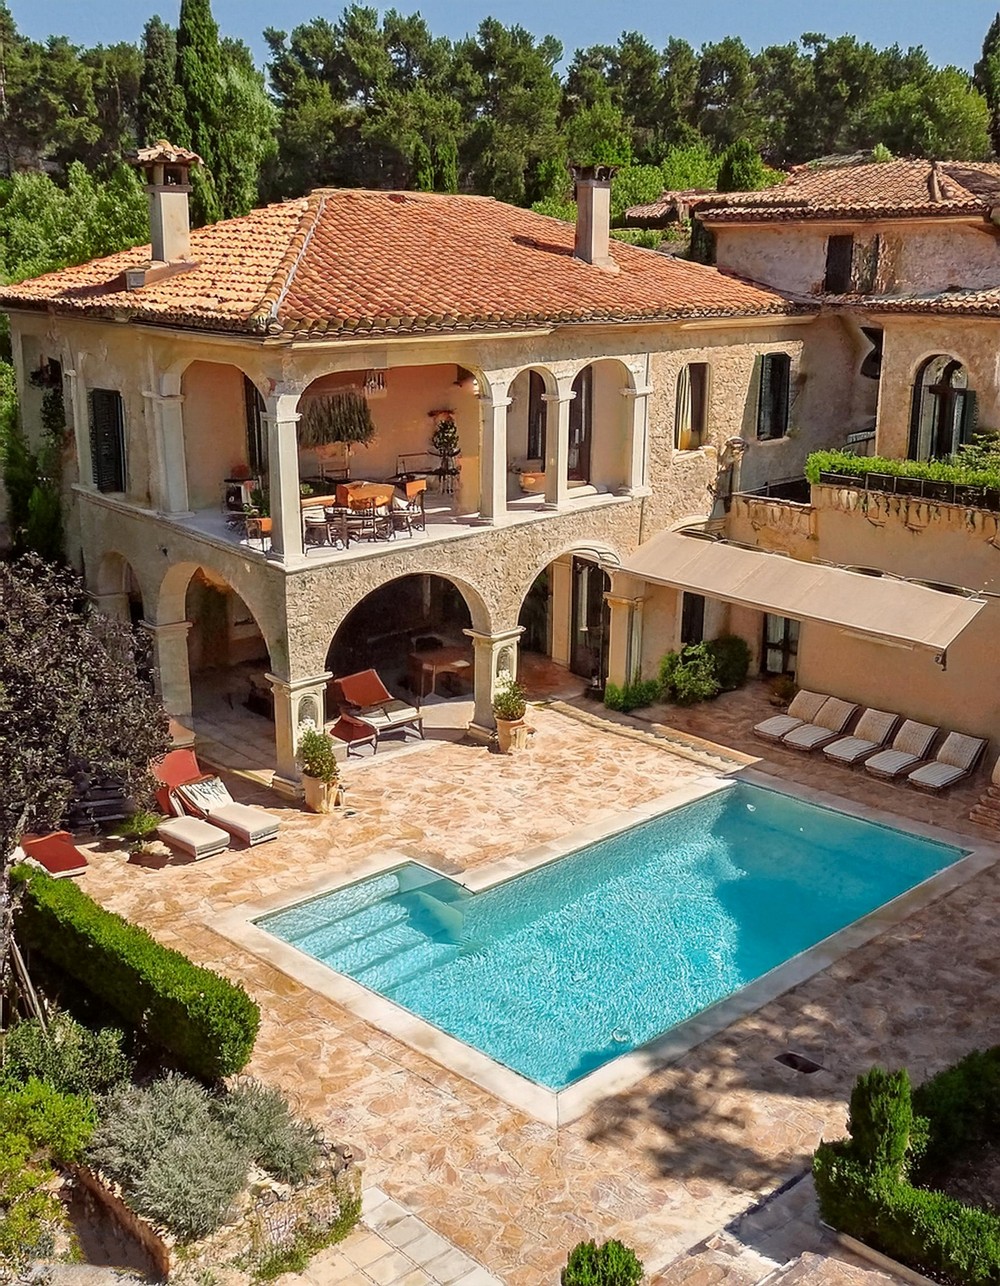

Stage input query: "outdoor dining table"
[
  {"left": 407, "top": 645, "right": 473, "bottom": 703},
  {"left": 341, "top": 482, "right": 395, "bottom": 508}
]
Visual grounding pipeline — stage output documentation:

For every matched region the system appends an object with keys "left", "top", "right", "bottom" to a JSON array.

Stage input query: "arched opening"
[
  {"left": 516, "top": 551, "right": 612, "bottom": 698},
  {"left": 570, "top": 359, "right": 632, "bottom": 493},
  {"left": 325, "top": 573, "right": 477, "bottom": 707},
  {"left": 184, "top": 568, "right": 273, "bottom": 731},
  {"left": 908, "top": 355, "right": 976, "bottom": 462},
  {"left": 94, "top": 551, "right": 144, "bottom": 625},
  {"left": 506, "top": 366, "right": 555, "bottom": 499}
]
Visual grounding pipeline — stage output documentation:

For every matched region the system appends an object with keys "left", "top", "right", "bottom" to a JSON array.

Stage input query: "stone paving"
[{"left": 70, "top": 697, "right": 1000, "bottom": 1284}]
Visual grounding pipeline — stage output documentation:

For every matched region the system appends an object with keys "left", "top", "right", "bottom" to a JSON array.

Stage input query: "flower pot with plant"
[
  {"left": 492, "top": 676, "right": 529, "bottom": 754},
  {"left": 112, "top": 808, "right": 164, "bottom": 859},
  {"left": 430, "top": 413, "right": 461, "bottom": 493},
  {"left": 297, "top": 724, "right": 342, "bottom": 813}
]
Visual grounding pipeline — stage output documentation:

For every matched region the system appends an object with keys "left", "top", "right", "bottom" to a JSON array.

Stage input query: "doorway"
[
  {"left": 570, "top": 556, "right": 610, "bottom": 683},
  {"left": 761, "top": 614, "right": 799, "bottom": 675},
  {"left": 568, "top": 366, "right": 593, "bottom": 483}
]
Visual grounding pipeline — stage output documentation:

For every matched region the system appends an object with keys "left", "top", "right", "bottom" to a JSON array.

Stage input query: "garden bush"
[
  {"left": 561, "top": 1237, "right": 644, "bottom": 1286},
  {"left": 0, "top": 1077, "right": 96, "bottom": 1162},
  {"left": 2, "top": 1012, "right": 132, "bottom": 1097},
  {"left": 214, "top": 1077, "right": 321, "bottom": 1185},
  {"left": 0, "top": 1131, "right": 72, "bottom": 1272},
  {"left": 705, "top": 635, "right": 751, "bottom": 691},
  {"left": 660, "top": 643, "right": 721, "bottom": 705},
  {"left": 12, "top": 864, "right": 259, "bottom": 1080},
  {"left": 814, "top": 1051, "right": 1000, "bottom": 1285},
  {"left": 603, "top": 675, "right": 661, "bottom": 713}
]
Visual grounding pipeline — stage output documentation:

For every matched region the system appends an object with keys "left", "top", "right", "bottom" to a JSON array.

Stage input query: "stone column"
[
  {"left": 267, "top": 671, "right": 333, "bottom": 796},
  {"left": 619, "top": 384, "right": 653, "bottom": 497},
  {"left": 142, "top": 619, "right": 193, "bottom": 720},
  {"left": 543, "top": 388, "right": 574, "bottom": 509},
  {"left": 463, "top": 626, "right": 524, "bottom": 741},
  {"left": 144, "top": 391, "right": 190, "bottom": 514},
  {"left": 549, "top": 555, "right": 574, "bottom": 668},
  {"left": 477, "top": 393, "right": 512, "bottom": 523},
  {"left": 65, "top": 367, "right": 94, "bottom": 490},
  {"left": 88, "top": 589, "right": 131, "bottom": 623},
  {"left": 605, "top": 592, "right": 645, "bottom": 686},
  {"left": 263, "top": 390, "right": 304, "bottom": 565}
]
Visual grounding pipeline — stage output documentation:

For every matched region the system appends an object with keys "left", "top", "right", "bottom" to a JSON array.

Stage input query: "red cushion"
[
  {"left": 152, "top": 748, "right": 203, "bottom": 791},
  {"left": 21, "top": 832, "right": 88, "bottom": 878}
]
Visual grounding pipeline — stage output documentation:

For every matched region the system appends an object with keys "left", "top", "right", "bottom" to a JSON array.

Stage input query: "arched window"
[
  {"left": 908, "top": 356, "right": 976, "bottom": 461},
  {"left": 675, "top": 363, "right": 710, "bottom": 450},
  {"left": 568, "top": 366, "right": 593, "bottom": 482},
  {"left": 527, "top": 371, "right": 546, "bottom": 461}
]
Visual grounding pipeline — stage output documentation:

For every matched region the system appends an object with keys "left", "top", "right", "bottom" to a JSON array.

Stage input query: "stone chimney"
[
  {"left": 124, "top": 141, "right": 203, "bottom": 288},
  {"left": 570, "top": 163, "right": 619, "bottom": 271}
]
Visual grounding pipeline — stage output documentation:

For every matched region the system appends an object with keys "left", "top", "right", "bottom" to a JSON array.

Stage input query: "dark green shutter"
[
  {"left": 243, "top": 375, "right": 266, "bottom": 474},
  {"left": 959, "top": 390, "right": 979, "bottom": 447},
  {"left": 774, "top": 353, "right": 790, "bottom": 438},
  {"left": 89, "top": 389, "right": 126, "bottom": 493}
]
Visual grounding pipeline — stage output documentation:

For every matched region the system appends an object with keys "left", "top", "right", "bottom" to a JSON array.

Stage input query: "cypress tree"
[
  {"left": 975, "top": 14, "right": 1000, "bottom": 156},
  {"left": 412, "top": 138, "right": 435, "bottom": 190},
  {"left": 434, "top": 136, "right": 459, "bottom": 193},
  {"left": 176, "top": 0, "right": 223, "bottom": 223},
  {"left": 716, "top": 138, "right": 765, "bottom": 192},
  {"left": 137, "top": 16, "right": 187, "bottom": 147}
]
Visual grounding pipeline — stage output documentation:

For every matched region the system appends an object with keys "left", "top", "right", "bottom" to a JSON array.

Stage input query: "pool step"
[
  {"left": 289, "top": 901, "right": 410, "bottom": 956},
  {"left": 356, "top": 938, "right": 460, "bottom": 994}
]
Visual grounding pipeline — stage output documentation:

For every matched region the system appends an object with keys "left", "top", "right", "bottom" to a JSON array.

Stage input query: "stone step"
[
  {"left": 760, "top": 1250, "right": 900, "bottom": 1283},
  {"left": 652, "top": 1231, "right": 782, "bottom": 1285}
]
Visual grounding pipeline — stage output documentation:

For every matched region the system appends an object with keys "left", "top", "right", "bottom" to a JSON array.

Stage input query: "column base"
[
  {"left": 159, "top": 509, "right": 195, "bottom": 519},
  {"left": 270, "top": 772, "right": 304, "bottom": 800},
  {"left": 466, "top": 720, "right": 497, "bottom": 745}
]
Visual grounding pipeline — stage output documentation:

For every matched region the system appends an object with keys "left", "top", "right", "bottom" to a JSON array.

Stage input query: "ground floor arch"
[
  {"left": 90, "top": 550, "right": 145, "bottom": 624},
  {"left": 516, "top": 547, "right": 615, "bottom": 694}
]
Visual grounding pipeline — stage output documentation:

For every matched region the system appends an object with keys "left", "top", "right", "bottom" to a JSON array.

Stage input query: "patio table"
[{"left": 407, "top": 645, "right": 473, "bottom": 703}]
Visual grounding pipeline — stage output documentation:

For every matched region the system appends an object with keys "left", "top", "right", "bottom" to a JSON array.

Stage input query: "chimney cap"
[
  {"left": 128, "top": 140, "right": 203, "bottom": 170},
  {"left": 569, "top": 163, "right": 619, "bottom": 185}
]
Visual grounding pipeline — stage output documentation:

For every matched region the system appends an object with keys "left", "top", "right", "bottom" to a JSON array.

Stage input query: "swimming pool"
[{"left": 256, "top": 782, "right": 966, "bottom": 1090}]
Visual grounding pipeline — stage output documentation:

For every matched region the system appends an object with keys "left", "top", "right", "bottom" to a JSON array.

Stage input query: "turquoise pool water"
[{"left": 257, "top": 783, "right": 965, "bottom": 1089}]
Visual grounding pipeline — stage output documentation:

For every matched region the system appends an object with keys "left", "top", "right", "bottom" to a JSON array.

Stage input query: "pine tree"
[
  {"left": 137, "top": 16, "right": 187, "bottom": 146},
  {"left": 975, "top": 14, "right": 1000, "bottom": 156},
  {"left": 176, "top": 0, "right": 222, "bottom": 223}
]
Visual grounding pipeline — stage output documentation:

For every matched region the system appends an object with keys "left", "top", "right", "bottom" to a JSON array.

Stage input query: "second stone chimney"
[
  {"left": 125, "top": 141, "right": 203, "bottom": 289},
  {"left": 571, "top": 163, "right": 619, "bottom": 271}
]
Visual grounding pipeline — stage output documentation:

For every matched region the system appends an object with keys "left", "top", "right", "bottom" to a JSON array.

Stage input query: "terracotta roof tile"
[
  {"left": 0, "top": 188, "right": 802, "bottom": 338},
  {"left": 839, "top": 286, "right": 1000, "bottom": 318},
  {"left": 701, "top": 159, "right": 1000, "bottom": 224}
]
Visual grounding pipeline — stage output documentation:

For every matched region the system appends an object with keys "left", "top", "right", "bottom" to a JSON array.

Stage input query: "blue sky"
[{"left": 22, "top": 0, "right": 1000, "bottom": 70}]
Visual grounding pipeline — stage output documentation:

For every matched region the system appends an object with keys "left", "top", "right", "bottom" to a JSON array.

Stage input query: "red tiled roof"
[
  {"left": 700, "top": 159, "right": 1000, "bottom": 224},
  {"left": 835, "top": 287, "right": 1000, "bottom": 318},
  {"left": 624, "top": 189, "right": 718, "bottom": 222},
  {"left": 0, "top": 189, "right": 803, "bottom": 339}
]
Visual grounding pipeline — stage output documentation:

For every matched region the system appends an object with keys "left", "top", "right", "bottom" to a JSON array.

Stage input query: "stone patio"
[{"left": 69, "top": 698, "right": 1000, "bottom": 1284}]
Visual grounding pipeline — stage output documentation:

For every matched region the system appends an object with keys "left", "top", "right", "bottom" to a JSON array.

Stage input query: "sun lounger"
[
  {"left": 863, "top": 721, "right": 940, "bottom": 781},
  {"left": 153, "top": 748, "right": 279, "bottom": 847},
  {"left": 18, "top": 831, "right": 89, "bottom": 878},
  {"left": 157, "top": 814, "right": 231, "bottom": 860},
  {"left": 781, "top": 697, "right": 859, "bottom": 752},
  {"left": 330, "top": 669, "right": 424, "bottom": 747},
  {"left": 822, "top": 708, "right": 900, "bottom": 766},
  {"left": 752, "top": 690, "right": 828, "bottom": 744},
  {"left": 907, "top": 732, "right": 988, "bottom": 793}
]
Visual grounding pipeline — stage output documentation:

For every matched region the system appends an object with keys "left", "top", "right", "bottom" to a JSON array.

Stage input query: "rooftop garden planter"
[{"left": 807, "top": 450, "right": 1000, "bottom": 512}]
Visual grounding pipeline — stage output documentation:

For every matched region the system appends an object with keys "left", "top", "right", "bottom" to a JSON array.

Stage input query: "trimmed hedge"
[
  {"left": 805, "top": 449, "right": 1000, "bottom": 489},
  {"left": 814, "top": 1053, "right": 1000, "bottom": 1285},
  {"left": 12, "top": 866, "right": 259, "bottom": 1081}
]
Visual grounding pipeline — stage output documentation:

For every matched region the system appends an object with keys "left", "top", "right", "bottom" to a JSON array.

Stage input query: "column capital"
[
  {"left": 478, "top": 393, "right": 512, "bottom": 410},
  {"left": 541, "top": 390, "right": 576, "bottom": 403},
  {"left": 605, "top": 593, "right": 646, "bottom": 609},
  {"left": 621, "top": 384, "right": 653, "bottom": 400},
  {"left": 265, "top": 671, "right": 332, "bottom": 696},
  {"left": 462, "top": 626, "right": 524, "bottom": 648},
  {"left": 142, "top": 390, "right": 185, "bottom": 406},
  {"left": 141, "top": 618, "right": 192, "bottom": 639}
]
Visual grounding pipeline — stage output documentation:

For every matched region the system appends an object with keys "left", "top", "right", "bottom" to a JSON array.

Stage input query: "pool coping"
[{"left": 210, "top": 768, "right": 1000, "bottom": 1128}]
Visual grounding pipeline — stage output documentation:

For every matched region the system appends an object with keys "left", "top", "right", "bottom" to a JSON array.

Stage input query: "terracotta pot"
[
  {"left": 302, "top": 774, "right": 337, "bottom": 813},
  {"left": 495, "top": 717, "right": 528, "bottom": 754}
]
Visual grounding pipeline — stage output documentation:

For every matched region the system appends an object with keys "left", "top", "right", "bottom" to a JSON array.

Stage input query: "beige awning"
[{"left": 621, "top": 531, "right": 986, "bottom": 656}]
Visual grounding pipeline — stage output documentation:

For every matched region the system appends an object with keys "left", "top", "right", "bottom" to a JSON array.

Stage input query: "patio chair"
[
  {"left": 153, "top": 748, "right": 279, "bottom": 847},
  {"left": 752, "top": 690, "right": 828, "bottom": 744},
  {"left": 17, "top": 831, "right": 89, "bottom": 878},
  {"left": 907, "top": 732, "right": 989, "bottom": 793},
  {"left": 157, "top": 812, "right": 231, "bottom": 860},
  {"left": 344, "top": 501, "right": 394, "bottom": 543},
  {"left": 330, "top": 669, "right": 424, "bottom": 746},
  {"left": 822, "top": 708, "right": 900, "bottom": 766},
  {"left": 391, "top": 484, "right": 426, "bottom": 536},
  {"left": 863, "top": 720, "right": 940, "bottom": 781},
  {"left": 780, "top": 697, "right": 859, "bottom": 752}
]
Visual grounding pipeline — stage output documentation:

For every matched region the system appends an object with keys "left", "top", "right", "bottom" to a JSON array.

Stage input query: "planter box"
[
  {"left": 954, "top": 485, "right": 986, "bottom": 508},
  {"left": 893, "top": 475, "right": 924, "bottom": 498},
  {"left": 863, "top": 471, "right": 896, "bottom": 491},
  {"left": 818, "top": 470, "right": 860, "bottom": 487},
  {"left": 920, "top": 480, "right": 954, "bottom": 502}
]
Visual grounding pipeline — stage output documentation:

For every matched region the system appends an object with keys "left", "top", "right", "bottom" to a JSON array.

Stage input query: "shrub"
[
  {"left": 664, "top": 643, "right": 721, "bottom": 705},
  {"left": 603, "top": 676, "right": 660, "bottom": 714},
  {"left": 12, "top": 865, "right": 260, "bottom": 1081},
  {"left": 705, "top": 635, "right": 751, "bottom": 691},
  {"left": 492, "top": 675, "right": 527, "bottom": 721},
  {"left": 0, "top": 1131, "right": 70, "bottom": 1272},
  {"left": 805, "top": 448, "right": 1000, "bottom": 490},
  {"left": 2, "top": 1012, "right": 132, "bottom": 1097},
  {"left": 562, "top": 1238, "right": 644, "bottom": 1286},
  {"left": 0, "top": 1077, "right": 96, "bottom": 1162},
  {"left": 297, "top": 726, "right": 339, "bottom": 785},
  {"left": 215, "top": 1078, "right": 321, "bottom": 1186},
  {"left": 131, "top": 1127, "right": 250, "bottom": 1240}
]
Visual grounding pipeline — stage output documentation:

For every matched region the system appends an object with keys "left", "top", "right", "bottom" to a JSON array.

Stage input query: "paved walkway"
[{"left": 71, "top": 700, "right": 997, "bottom": 1284}]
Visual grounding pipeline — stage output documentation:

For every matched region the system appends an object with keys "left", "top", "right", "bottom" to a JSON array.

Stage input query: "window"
[
  {"left": 568, "top": 366, "right": 593, "bottom": 482},
  {"left": 762, "top": 615, "right": 798, "bottom": 675},
  {"left": 823, "top": 235, "right": 854, "bottom": 294},
  {"left": 908, "top": 355, "right": 976, "bottom": 461},
  {"left": 756, "top": 353, "right": 791, "bottom": 441},
  {"left": 680, "top": 592, "right": 705, "bottom": 646},
  {"left": 243, "top": 375, "right": 267, "bottom": 475},
  {"left": 859, "top": 327, "right": 883, "bottom": 381},
  {"left": 527, "top": 371, "right": 546, "bottom": 461},
  {"left": 88, "top": 389, "right": 126, "bottom": 493},
  {"left": 675, "top": 363, "right": 710, "bottom": 451}
]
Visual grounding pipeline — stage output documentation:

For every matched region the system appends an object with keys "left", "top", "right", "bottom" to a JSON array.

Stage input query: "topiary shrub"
[
  {"left": 2, "top": 1012, "right": 132, "bottom": 1097},
  {"left": 705, "top": 635, "right": 751, "bottom": 691},
  {"left": 562, "top": 1237, "right": 644, "bottom": 1286},
  {"left": 12, "top": 864, "right": 259, "bottom": 1081}
]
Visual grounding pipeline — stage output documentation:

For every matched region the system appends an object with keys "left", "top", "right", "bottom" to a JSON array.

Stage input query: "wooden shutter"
[
  {"left": 527, "top": 371, "right": 546, "bottom": 460},
  {"left": 757, "top": 354, "right": 790, "bottom": 440},
  {"left": 823, "top": 235, "right": 854, "bottom": 293},
  {"left": 243, "top": 375, "right": 267, "bottom": 474},
  {"left": 89, "top": 389, "right": 126, "bottom": 493},
  {"left": 959, "top": 390, "right": 979, "bottom": 447},
  {"left": 756, "top": 356, "right": 772, "bottom": 439}
]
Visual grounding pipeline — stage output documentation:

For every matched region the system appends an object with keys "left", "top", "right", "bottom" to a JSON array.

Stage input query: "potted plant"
[
  {"left": 492, "top": 676, "right": 529, "bottom": 754},
  {"left": 297, "top": 724, "right": 342, "bottom": 813},
  {"left": 112, "top": 808, "right": 164, "bottom": 860},
  {"left": 299, "top": 389, "right": 376, "bottom": 474},
  {"left": 430, "top": 413, "right": 461, "bottom": 492}
]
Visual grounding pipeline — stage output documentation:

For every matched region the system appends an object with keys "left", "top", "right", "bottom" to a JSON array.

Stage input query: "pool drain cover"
[{"left": 775, "top": 1050, "right": 824, "bottom": 1075}]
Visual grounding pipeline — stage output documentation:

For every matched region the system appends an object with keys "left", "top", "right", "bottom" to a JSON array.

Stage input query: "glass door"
[
  {"left": 761, "top": 614, "right": 799, "bottom": 675},
  {"left": 571, "top": 556, "right": 610, "bottom": 682},
  {"left": 568, "top": 367, "right": 592, "bottom": 483}
]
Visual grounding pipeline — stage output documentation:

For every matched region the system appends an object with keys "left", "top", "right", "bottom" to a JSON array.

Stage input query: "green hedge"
[
  {"left": 814, "top": 1054, "right": 1000, "bottom": 1285},
  {"left": 12, "top": 866, "right": 259, "bottom": 1081},
  {"left": 805, "top": 449, "right": 1000, "bottom": 489}
]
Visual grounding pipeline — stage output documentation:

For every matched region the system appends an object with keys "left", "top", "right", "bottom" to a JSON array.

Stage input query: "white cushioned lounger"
[
  {"left": 907, "top": 732, "right": 988, "bottom": 793},
  {"left": 157, "top": 815, "right": 230, "bottom": 860},
  {"left": 782, "top": 697, "right": 858, "bottom": 751},
  {"left": 823, "top": 708, "right": 900, "bottom": 766},
  {"left": 863, "top": 720, "right": 940, "bottom": 781},
  {"left": 176, "top": 777, "right": 279, "bottom": 846},
  {"left": 753, "top": 690, "right": 828, "bottom": 743}
]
